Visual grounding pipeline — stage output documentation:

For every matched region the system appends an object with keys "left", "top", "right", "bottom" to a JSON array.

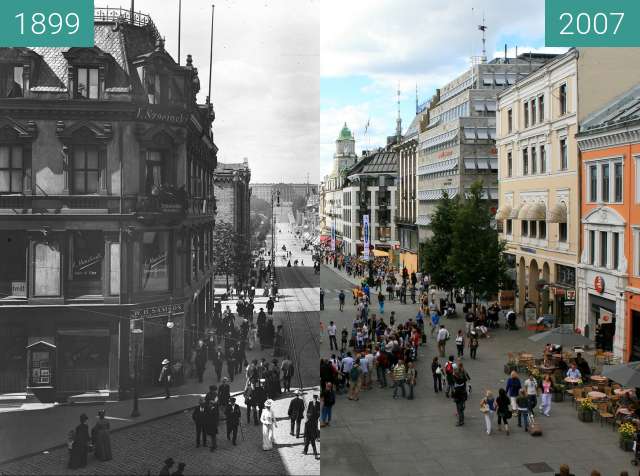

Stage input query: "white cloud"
[{"left": 133, "top": 0, "right": 319, "bottom": 183}]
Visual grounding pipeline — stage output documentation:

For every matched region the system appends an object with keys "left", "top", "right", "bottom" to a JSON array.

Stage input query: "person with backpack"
[
  {"left": 444, "top": 356, "right": 456, "bottom": 398},
  {"left": 431, "top": 357, "right": 443, "bottom": 393},
  {"left": 452, "top": 370, "right": 468, "bottom": 426},
  {"left": 455, "top": 330, "right": 465, "bottom": 358},
  {"left": 480, "top": 390, "right": 496, "bottom": 435},
  {"left": 516, "top": 389, "right": 531, "bottom": 432},
  {"left": 496, "top": 388, "right": 512, "bottom": 435}
]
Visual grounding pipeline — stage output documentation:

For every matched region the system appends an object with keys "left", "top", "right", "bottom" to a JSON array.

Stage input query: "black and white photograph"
[{"left": 0, "top": 1, "right": 320, "bottom": 475}]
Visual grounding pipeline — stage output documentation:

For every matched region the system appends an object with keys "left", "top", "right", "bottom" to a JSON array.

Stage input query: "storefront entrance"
[
  {"left": 590, "top": 295, "right": 616, "bottom": 351},
  {"left": 57, "top": 330, "right": 110, "bottom": 394},
  {"left": 631, "top": 310, "right": 640, "bottom": 361}
]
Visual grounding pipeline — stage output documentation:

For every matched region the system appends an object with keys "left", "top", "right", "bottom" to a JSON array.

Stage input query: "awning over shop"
[
  {"left": 547, "top": 202, "right": 568, "bottom": 223},
  {"left": 373, "top": 249, "right": 389, "bottom": 257},
  {"left": 509, "top": 205, "right": 522, "bottom": 219},
  {"left": 517, "top": 203, "right": 530, "bottom": 219},
  {"left": 495, "top": 205, "right": 512, "bottom": 221},
  {"left": 526, "top": 202, "right": 546, "bottom": 220}
]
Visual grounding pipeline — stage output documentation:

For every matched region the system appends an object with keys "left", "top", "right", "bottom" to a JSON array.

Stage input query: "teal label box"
[
  {"left": 0, "top": 0, "right": 94, "bottom": 47},
  {"left": 546, "top": 0, "right": 640, "bottom": 47}
]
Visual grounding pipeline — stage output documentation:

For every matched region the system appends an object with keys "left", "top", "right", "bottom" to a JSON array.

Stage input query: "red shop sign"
[{"left": 594, "top": 276, "right": 605, "bottom": 294}]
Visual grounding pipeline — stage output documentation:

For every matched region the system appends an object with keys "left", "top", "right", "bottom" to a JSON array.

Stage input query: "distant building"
[
  {"left": 320, "top": 123, "right": 358, "bottom": 248},
  {"left": 251, "top": 183, "right": 317, "bottom": 203},
  {"left": 0, "top": 9, "right": 217, "bottom": 400},
  {"left": 416, "top": 54, "right": 557, "bottom": 244},
  {"left": 342, "top": 147, "right": 398, "bottom": 257}
]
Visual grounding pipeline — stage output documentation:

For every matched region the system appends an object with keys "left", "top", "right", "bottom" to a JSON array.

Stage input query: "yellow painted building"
[{"left": 496, "top": 48, "right": 640, "bottom": 324}]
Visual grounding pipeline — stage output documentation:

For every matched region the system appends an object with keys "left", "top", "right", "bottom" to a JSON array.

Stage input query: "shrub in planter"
[
  {"left": 619, "top": 423, "right": 636, "bottom": 451},
  {"left": 552, "top": 384, "right": 565, "bottom": 402},
  {"left": 577, "top": 398, "right": 595, "bottom": 422}
]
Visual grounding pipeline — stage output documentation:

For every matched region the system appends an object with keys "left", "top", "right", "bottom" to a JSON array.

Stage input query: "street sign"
[
  {"left": 130, "top": 302, "right": 184, "bottom": 319},
  {"left": 594, "top": 275, "right": 605, "bottom": 294}
]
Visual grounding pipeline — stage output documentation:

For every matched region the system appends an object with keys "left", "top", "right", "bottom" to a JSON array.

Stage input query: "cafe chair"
[{"left": 596, "top": 402, "right": 615, "bottom": 428}]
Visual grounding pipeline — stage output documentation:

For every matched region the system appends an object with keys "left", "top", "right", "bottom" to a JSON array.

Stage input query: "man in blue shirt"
[
  {"left": 430, "top": 311, "right": 440, "bottom": 337},
  {"left": 566, "top": 363, "right": 582, "bottom": 379}
]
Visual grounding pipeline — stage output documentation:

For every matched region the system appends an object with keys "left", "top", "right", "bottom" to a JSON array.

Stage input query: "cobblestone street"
[{"left": 0, "top": 405, "right": 291, "bottom": 475}]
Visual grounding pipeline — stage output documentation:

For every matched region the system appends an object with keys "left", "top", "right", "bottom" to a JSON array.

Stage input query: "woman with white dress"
[{"left": 261, "top": 399, "right": 277, "bottom": 450}]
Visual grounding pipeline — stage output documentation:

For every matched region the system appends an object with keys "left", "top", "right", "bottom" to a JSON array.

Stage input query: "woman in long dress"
[
  {"left": 92, "top": 409, "right": 112, "bottom": 461},
  {"left": 68, "top": 413, "right": 90, "bottom": 469},
  {"left": 260, "top": 399, "right": 277, "bottom": 450}
]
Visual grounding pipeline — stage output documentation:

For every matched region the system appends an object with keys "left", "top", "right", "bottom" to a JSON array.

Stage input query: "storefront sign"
[
  {"left": 73, "top": 253, "right": 103, "bottom": 279},
  {"left": 600, "top": 308, "right": 613, "bottom": 323},
  {"left": 564, "top": 301, "right": 575, "bottom": 307},
  {"left": 11, "top": 281, "right": 26, "bottom": 297},
  {"left": 594, "top": 275, "right": 605, "bottom": 294},
  {"left": 130, "top": 302, "right": 184, "bottom": 319},
  {"left": 136, "top": 107, "right": 189, "bottom": 125},
  {"left": 363, "top": 214, "right": 370, "bottom": 261},
  {"left": 566, "top": 289, "right": 576, "bottom": 300}
]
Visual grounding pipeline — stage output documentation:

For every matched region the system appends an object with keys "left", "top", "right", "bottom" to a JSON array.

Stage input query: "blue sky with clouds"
[{"left": 320, "top": 0, "right": 567, "bottom": 178}]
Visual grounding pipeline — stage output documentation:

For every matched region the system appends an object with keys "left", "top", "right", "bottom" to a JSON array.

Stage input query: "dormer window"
[
  {"left": 76, "top": 67, "right": 99, "bottom": 99},
  {"left": 0, "top": 65, "right": 24, "bottom": 98}
]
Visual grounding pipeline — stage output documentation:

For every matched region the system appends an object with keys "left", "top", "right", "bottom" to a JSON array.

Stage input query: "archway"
[
  {"left": 528, "top": 259, "right": 540, "bottom": 311},
  {"left": 542, "top": 262, "right": 551, "bottom": 314},
  {"left": 518, "top": 257, "right": 526, "bottom": 313}
]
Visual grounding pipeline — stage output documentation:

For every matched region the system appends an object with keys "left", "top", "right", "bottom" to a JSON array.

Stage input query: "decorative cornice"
[{"left": 577, "top": 124, "right": 640, "bottom": 151}]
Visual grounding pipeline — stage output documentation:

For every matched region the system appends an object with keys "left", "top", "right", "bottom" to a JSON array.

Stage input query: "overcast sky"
[
  {"left": 133, "top": 0, "right": 319, "bottom": 183},
  {"left": 320, "top": 0, "right": 566, "bottom": 179}
]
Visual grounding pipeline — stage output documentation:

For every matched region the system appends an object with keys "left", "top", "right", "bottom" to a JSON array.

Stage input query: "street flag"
[
  {"left": 331, "top": 222, "right": 336, "bottom": 252},
  {"left": 364, "top": 119, "right": 370, "bottom": 134},
  {"left": 363, "top": 214, "right": 370, "bottom": 261}
]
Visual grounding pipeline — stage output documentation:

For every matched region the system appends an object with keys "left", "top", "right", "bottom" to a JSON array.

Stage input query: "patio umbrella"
[
  {"left": 528, "top": 324, "right": 593, "bottom": 347},
  {"left": 602, "top": 362, "right": 640, "bottom": 388}
]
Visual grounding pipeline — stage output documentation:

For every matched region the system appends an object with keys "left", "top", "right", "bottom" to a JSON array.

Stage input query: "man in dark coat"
[
  {"left": 212, "top": 347, "right": 225, "bottom": 383},
  {"left": 252, "top": 379, "right": 267, "bottom": 425},
  {"left": 281, "top": 356, "right": 294, "bottom": 393},
  {"left": 226, "top": 347, "right": 236, "bottom": 382},
  {"left": 192, "top": 398, "right": 208, "bottom": 447},
  {"left": 195, "top": 346, "right": 206, "bottom": 383},
  {"left": 225, "top": 397, "right": 242, "bottom": 445},
  {"left": 218, "top": 377, "right": 231, "bottom": 409},
  {"left": 158, "top": 359, "right": 173, "bottom": 399},
  {"left": 303, "top": 399, "right": 320, "bottom": 459},
  {"left": 204, "top": 385, "right": 217, "bottom": 405},
  {"left": 288, "top": 389, "right": 305, "bottom": 438},
  {"left": 266, "top": 297, "right": 274, "bottom": 316},
  {"left": 244, "top": 383, "right": 255, "bottom": 424},
  {"left": 205, "top": 399, "right": 219, "bottom": 452}
]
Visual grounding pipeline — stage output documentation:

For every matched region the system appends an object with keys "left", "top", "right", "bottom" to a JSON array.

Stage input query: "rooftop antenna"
[
  {"left": 478, "top": 12, "right": 487, "bottom": 63},
  {"left": 207, "top": 4, "right": 215, "bottom": 104},
  {"left": 415, "top": 83, "right": 419, "bottom": 115},
  {"left": 177, "top": 0, "right": 182, "bottom": 65},
  {"left": 396, "top": 82, "right": 402, "bottom": 140}
]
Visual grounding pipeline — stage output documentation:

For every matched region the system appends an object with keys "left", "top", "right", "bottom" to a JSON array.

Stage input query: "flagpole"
[
  {"left": 208, "top": 4, "right": 215, "bottom": 103},
  {"left": 177, "top": 0, "right": 182, "bottom": 65}
]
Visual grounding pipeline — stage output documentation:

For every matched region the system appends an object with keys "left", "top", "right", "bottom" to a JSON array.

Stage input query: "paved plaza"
[{"left": 320, "top": 265, "right": 638, "bottom": 476}]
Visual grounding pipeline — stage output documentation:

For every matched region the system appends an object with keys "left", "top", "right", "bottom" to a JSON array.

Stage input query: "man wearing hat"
[
  {"left": 204, "top": 398, "right": 219, "bottom": 452},
  {"left": 212, "top": 347, "right": 225, "bottom": 383},
  {"left": 192, "top": 398, "right": 208, "bottom": 448},
  {"left": 252, "top": 379, "right": 267, "bottom": 425},
  {"left": 158, "top": 359, "right": 173, "bottom": 399},
  {"left": 225, "top": 397, "right": 242, "bottom": 445},
  {"left": 303, "top": 400, "right": 320, "bottom": 459},
  {"left": 287, "top": 389, "right": 305, "bottom": 438},
  {"left": 204, "top": 385, "right": 218, "bottom": 406},
  {"left": 218, "top": 377, "right": 231, "bottom": 409},
  {"left": 159, "top": 457, "right": 174, "bottom": 475}
]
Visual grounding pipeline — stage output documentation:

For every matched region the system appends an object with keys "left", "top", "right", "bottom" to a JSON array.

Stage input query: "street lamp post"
[{"left": 130, "top": 325, "right": 143, "bottom": 418}]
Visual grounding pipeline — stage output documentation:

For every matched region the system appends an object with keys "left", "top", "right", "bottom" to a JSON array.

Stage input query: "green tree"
[
  {"left": 421, "top": 190, "right": 458, "bottom": 293},
  {"left": 212, "top": 222, "right": 236, "bottom": 288},
  {"left": 448, "top": 181, "right": 507, "bottom": 303}
]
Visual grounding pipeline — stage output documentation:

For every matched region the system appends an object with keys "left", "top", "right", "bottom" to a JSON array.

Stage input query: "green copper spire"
[{"left": 338, "top": 122, "right": 353, "bottom": 140}]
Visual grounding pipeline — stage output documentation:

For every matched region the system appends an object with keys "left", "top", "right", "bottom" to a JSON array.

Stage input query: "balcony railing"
[{"left": 94, "top": 7, "right": 161, "bottom": 41}]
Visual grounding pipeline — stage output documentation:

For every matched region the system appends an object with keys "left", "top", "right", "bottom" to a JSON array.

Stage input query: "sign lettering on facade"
[
  {"left": 11, "top": 281, "right": 26, "bottom": 297},
  {"left": 136, "top": 107, "right": 189, "bottom": 125},
  {"left": 130, "top": 302, "right": 184, "bottom": 319}
]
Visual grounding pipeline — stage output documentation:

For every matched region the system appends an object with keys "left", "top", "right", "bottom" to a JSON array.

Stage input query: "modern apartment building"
[
  {"left": 497, "top": 48, "right": 640, "bottom": 330},
  {"left": 416, "top": 55, "right": 553, "bottom": 242}
]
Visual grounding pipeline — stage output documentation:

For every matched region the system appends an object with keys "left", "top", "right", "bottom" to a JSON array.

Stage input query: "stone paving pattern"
[{"left": 320, "top": 264, "right": 639, "bottom": 476}]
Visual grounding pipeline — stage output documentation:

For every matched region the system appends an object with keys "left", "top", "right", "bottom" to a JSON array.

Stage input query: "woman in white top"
[{"left": 261, "top": 399, "right": 278, "bottom": 450}]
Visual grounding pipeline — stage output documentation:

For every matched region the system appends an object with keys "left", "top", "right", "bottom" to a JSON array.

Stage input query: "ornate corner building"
[{"left": 0, "top": 9, "right": 217, "bottom": 401}]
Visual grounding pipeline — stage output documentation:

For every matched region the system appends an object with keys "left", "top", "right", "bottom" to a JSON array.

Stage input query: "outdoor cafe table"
[
  {"left": 590, "top": 375, "right": 608, "bottom": 384},
  {"left": 587, "top": 391, "right": 607, "bottom": 400},
  {"left": 564, "top": 377, "right": 581, "bottom": 385},
  {"left": 615, "top": 388, "right": 635, "bottom": 396}
]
